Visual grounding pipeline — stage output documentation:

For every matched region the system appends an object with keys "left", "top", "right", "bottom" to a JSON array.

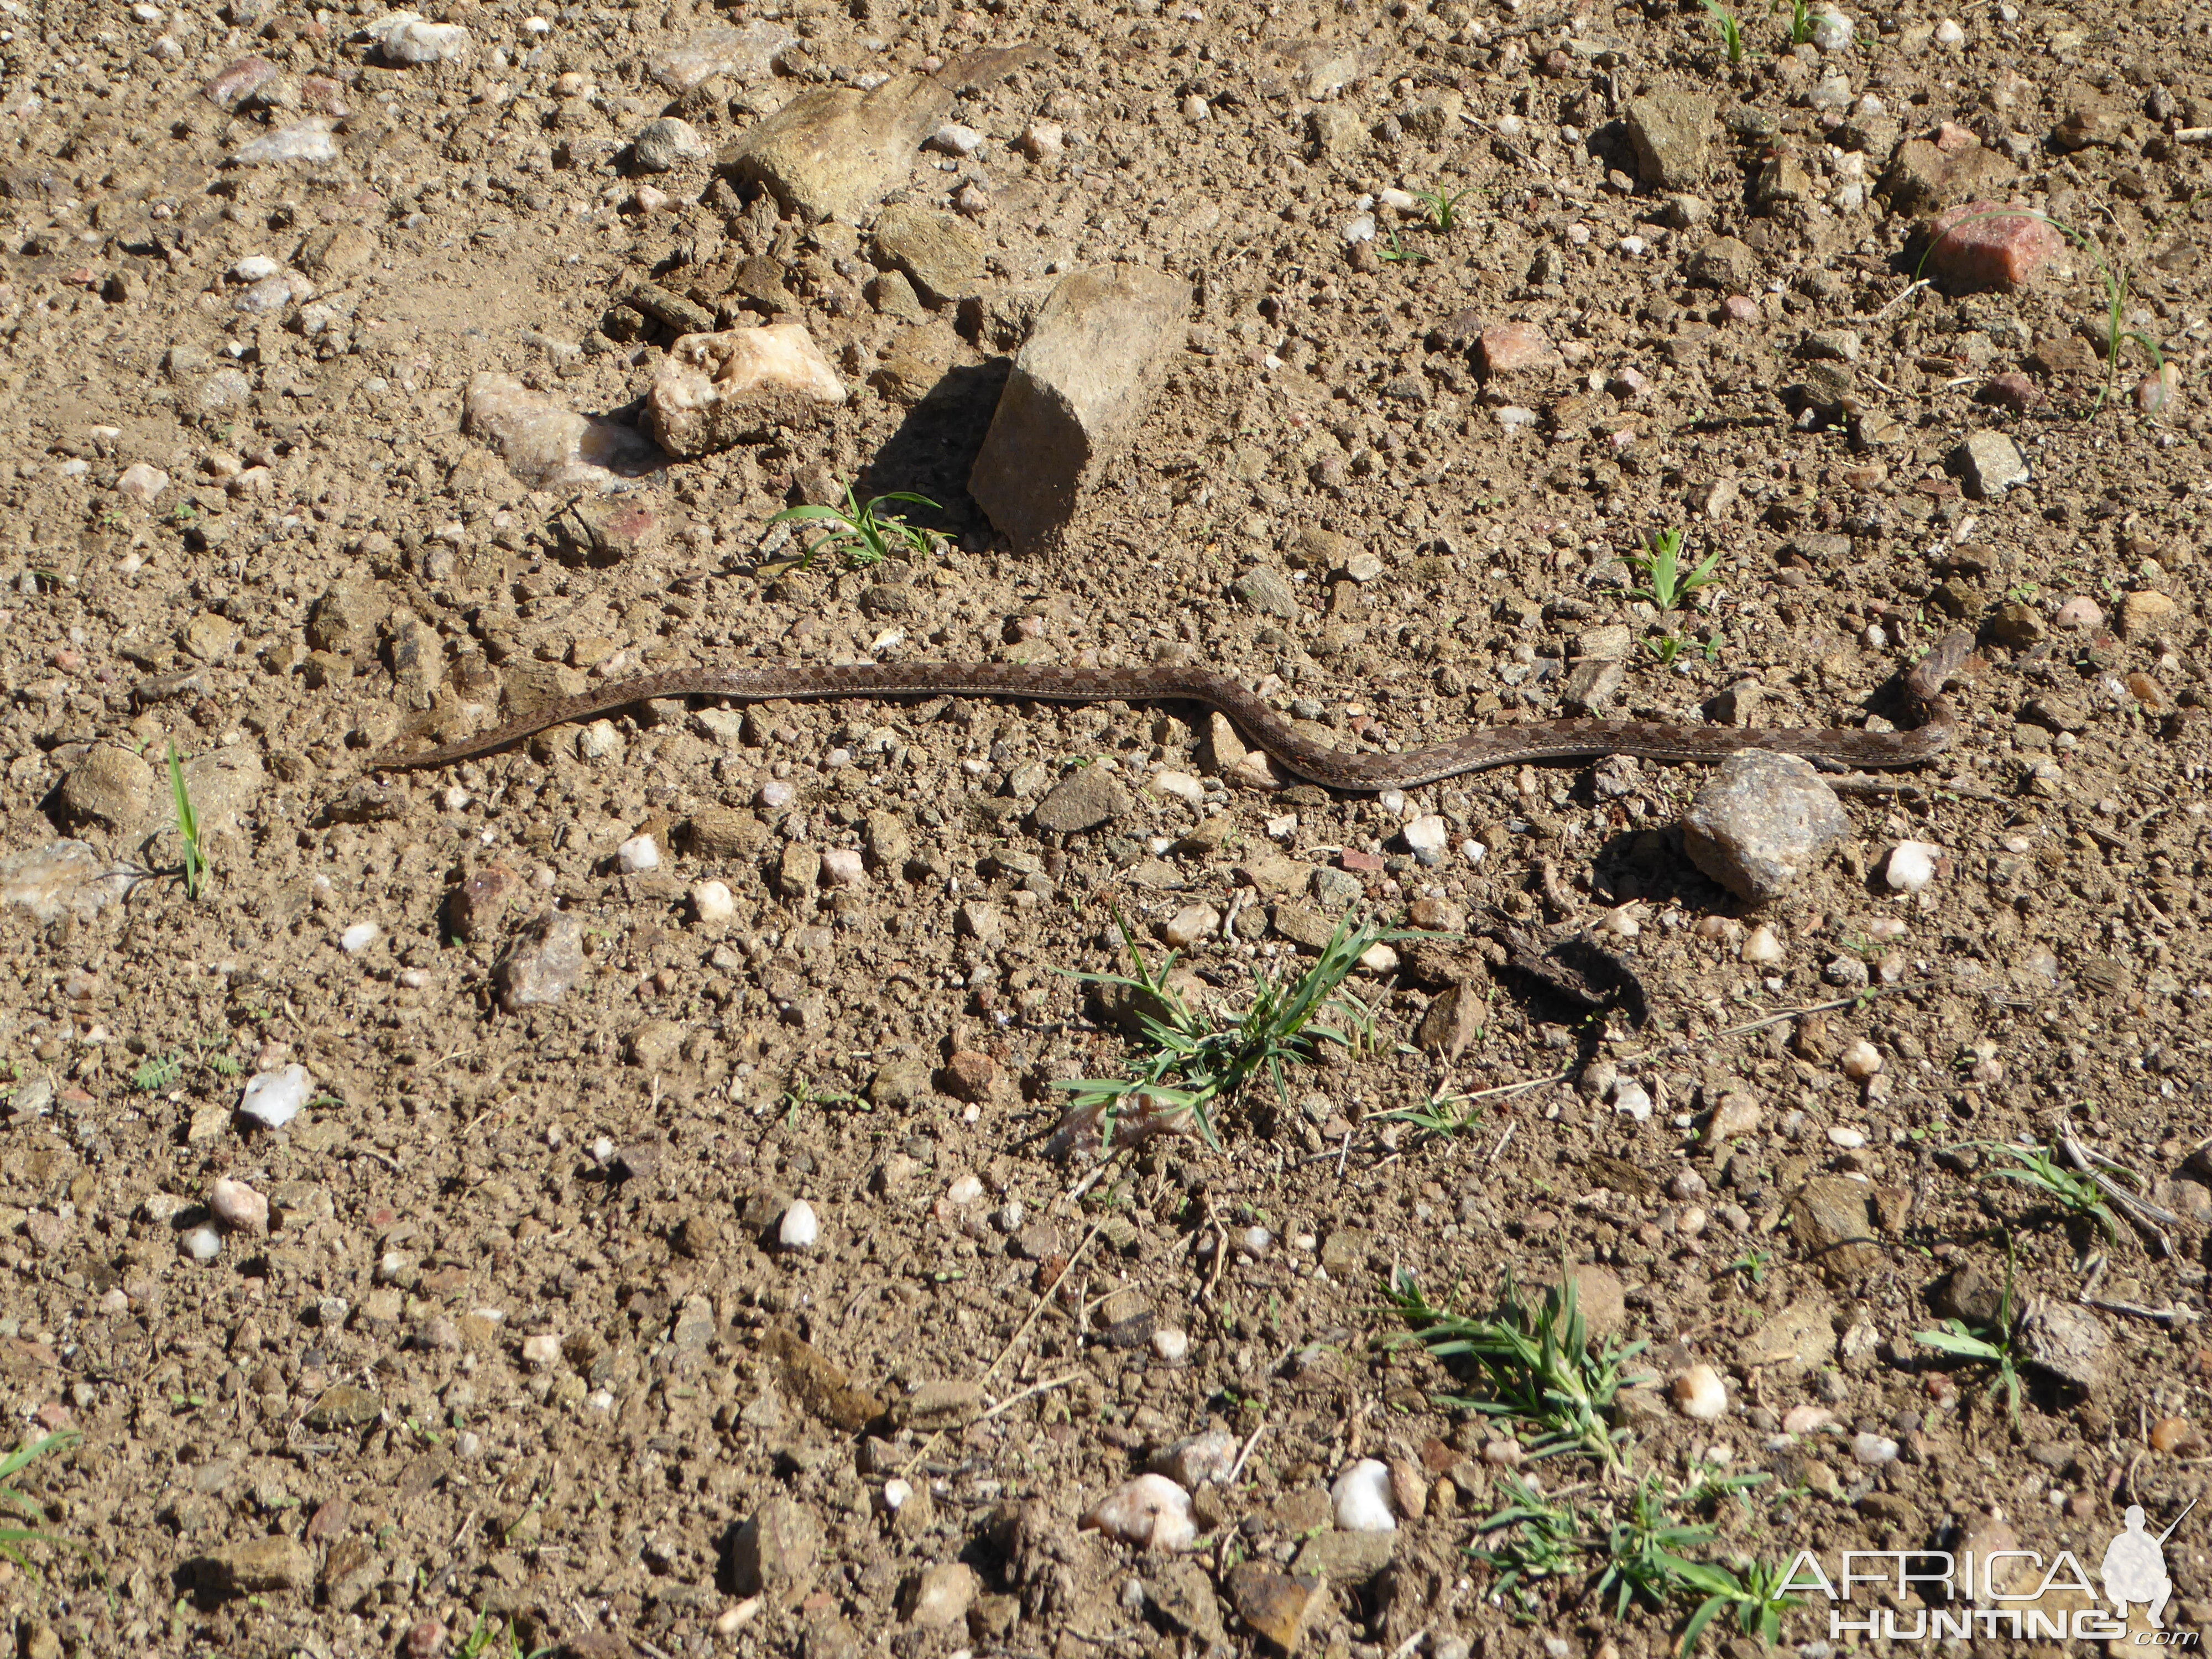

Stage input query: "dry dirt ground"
[{"left": 1, "top": 0, "right": 2210, "bottom": 1653}]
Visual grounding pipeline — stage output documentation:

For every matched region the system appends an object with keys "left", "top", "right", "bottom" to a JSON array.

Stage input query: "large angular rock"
[
  {"left": 1681, "top": 750, "right": 1848, "bottom": 902},
  {"left": 720, "top": 75, "right": 951, "bottom": 223},
  {"left": 1625, "top": 93, "right": 1715, "bottom": 191},
  {"left": 873, "top": 204, "right": 985, "bottom": 306},
  {"left": 644, "top": 325, "right": 846, "bottom": 458},
  {"left": 1790, "top": 1177, "right": 1882, "bottom": 1280},
  {"left": 968, "top": 265, "right": 1191, "bottom": 553},
  {"left": 1924, "top": 200, "right": 2062, "bottom": 291},
  {"left": 1955, "top": 429, "right": 2029, "bottom": 498},
  {"left": 60, "top": 746, "right": 155, "bottom": 832},
  {"left": 646, "top": 21, "right": 795, "bottom": 91},
  {"left": 730, "top": 1496, "right": 822, "bottom": 1606},
  {"left": 1876, "top": 136, "right": 2015, "bottom": 215},
  {"left": 463, "top": 373, "right": 662, "bottom": 492}
]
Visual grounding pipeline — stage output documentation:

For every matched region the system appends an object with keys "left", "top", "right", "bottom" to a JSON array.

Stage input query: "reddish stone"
[
  {"left": 940, "top": 1050, "right": 999, "bottom": 1103},
  {"left": 304, "top": 1495, "right": 352, "bottom": 1543},
  {"left": 204, "top": 54, "right": 280, "bottom": 109},
  {"left": 34, "top": 1403, "right": 73, "bottom": 1432},
  {"left": 1478, "top": 322, "right": 1559, "bottom": 377},
  {"left": 1339, "top": 851, "right": 1386, "bottom": 873},
  {"left": 1719, "top": 294, "right": 1762, "bottom": 325},
  {"left": 446, "top": 862, "right": 524, "bottom": 942},
  {"left": 1925, "top": 201, "right": 2062, "bottom": 291},
  {"left": 1932, "top": 121, "right": 1978, "bottom": 153},
  {"left": 1978, "top": 372, "right": 2041, "bottom": 413}
]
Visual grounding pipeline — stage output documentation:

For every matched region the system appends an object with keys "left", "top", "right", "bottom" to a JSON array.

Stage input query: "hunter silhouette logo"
[{"left": 2105, "top": 1501, "right": 2194, "bottom": 1629}]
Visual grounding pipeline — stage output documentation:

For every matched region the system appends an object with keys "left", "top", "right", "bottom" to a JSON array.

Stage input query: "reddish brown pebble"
[
  {"left": 1926, "top": 201, "right": 2062, "bottom": 291},
  {"left": 305, "top": 1495, "right": 352, "bottom": 1543},
  {"left": 2127, "top": 672, "right": 2173, "bottom": 713},
  {"left": 940, "top": 1050, "right": 998, "bottom": 1103},
  {"left": 447, "top": 863, "right": 525, "bottom": 942},
  {"left": 1478, "top": 322, "right": 1559, "bottom": 376},
  {"left": 2150, "top": 1416, "right": 2197, "bottom": 1454},
  {"left": 405, "top": 1619, "right": 448, "bottom": 1659},
  {"left": 1978, "top": 372, "right": 2040, "bottom": 412},
  {"left": 1339, "top": 850, "right": 1386, "bottom": 873},
  {"left": 1720, "top": 295, "right": 1762, "bottom": 324}
]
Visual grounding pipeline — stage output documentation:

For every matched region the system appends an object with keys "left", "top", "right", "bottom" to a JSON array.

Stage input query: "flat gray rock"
[
  {"left": 968, "top": 265, "right": 1191, "bottom": 554},
  {"left": 720, "top": 75, "right": 950, "bottom": 224},
  {"left": 1625, "top": 93, "right": 1714, "bottom": 191},
  {"left": 1031, "top": 766, "right": 1131, "bottom": 834},
  {"left": 1681, "top": 749, "right": 1847, "bottom": 901}
]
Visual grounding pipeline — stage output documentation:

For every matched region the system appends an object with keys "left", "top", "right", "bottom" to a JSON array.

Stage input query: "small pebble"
[
  {"left": 1932, "top": 16, "right": 1964, "bottom": 46},
  {"left": 758, "top": 780, "right": 795, "bottom": 809},
  {"left": 210, "top": 1177, "right": 269, "bottom": 1235},
  {"left": 1151, "top": 1328, "right": 1190, "bottom": 1363},
  {"left": 1740, "top": 924, "right": 1784, "bottom": 964},
  {"left": 340, "top": 922, "right": 382, "bottom": 954},
  {"left": 1241, "top": 1226, "right": 1272, "bottom": 1255},
  {"left": 2054, "top": 596, "right": 2103, "bottom": 629},
  {"left": 1810, "top": 11, "right": 1854, "bottom": 49},
  {"left": 1164, "top": 904, "right": 1219, "bottom": 947},
  {"left": 1673, "top": 1365, "right": 1728, "bottom": 1421},
  {"left": 1084, "top": 1474, "right": 1195, "bottom": 1551},
  {"left": 239, "top": 1064, "right": 313, "bottom": 1129},
  {"left": 947, "top": 1175, "right": 984, "bottom": 1204},
  {"left": 778, "top": 1200, "right": 820, "bottom": 1250},
  {"left": 616, "top": 834, "right": 659, "bottom": 874},
  {"left": 1357, "top": 943, "right": 1400, "bottom": 973},
  {"left": 1332, "top": 1459, "right": 1397, "bottom": 1532},
  {"left": 692, "top": 881, "right": 735, "bottom": 924},
  {"left": 882, "top": 1478, "right": 913, "bottom": 1511},
  {"left": 1838, "top": 1040, "right": 1883, "bottom": 1081},
  {"left": 1884, "top": 841, "right": 1939, "bottom": 893},
  {"left": 1402, "top": 815, "right": 1448, "bottom": 865},
  {"left": 181, "top": 1224, "right": 222, "bottom": 1262},
  {"left": 1827, "top": 1126, "right": 1867, "bottom": 1149},
  {"left": 1853, "top": 1432, "right": 1900, "bottom": 1465},
  {"left": 1782, "top": 1405, "right": 1835, "bottom": 1434},
  {"left": 1613, "top": 1081, "right": 1653, "bottom": 1121},
  {"left": 821, "top": 848, "right": 865, "bottom": 887},
  {"left": 1152, "top": 770, "right": 1204, "bottom": 805}
]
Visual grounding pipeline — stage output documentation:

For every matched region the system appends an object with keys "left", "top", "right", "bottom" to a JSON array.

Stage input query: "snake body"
[{"left": 370, "top": 632, "right": 1974, "bottom": 792}]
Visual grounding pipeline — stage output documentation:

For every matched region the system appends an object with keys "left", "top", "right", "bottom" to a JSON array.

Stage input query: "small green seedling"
[
  {"left": 1418, "top": 185, "right": 1473, "bottom": 232},
  {"left": 781, "top": 1078, "right": 863, "bottom": 1130},
  {"left": 1974, "top": 1141, "right": 2119, "bottom": 1241},
  {"left": 1718, "top": 1248, "right": 1772, "bottom": 1286},
  {"left": 1378, "top": 228, "right": 1430, "bottom": 265},
  {"left": 768, "top": 484, "right": 943, "bottom": 571},
  {"left": 1388, "top": 1262, "right": 1650, "bottom": 1469},
  {"left": 1912, "top": 1248, "right": 2026, "bottom": 1426},
  {"left": 456, "top": 1611, "right": 556, "bottom": 1659},
  {"left": 0, "top": 1430, "right": 84, "bottom": 1577},
  {"left": 1697, "top": 0, "right": 1750, "bottom": 62},
  {"left": 1473, "top": 1476, "right": 1590, "bottom": 1611},
  {"left": 1053, "top": 907, "right": 1391, "bottom": 1149},
  {"left": 1626, "top": 528, "right": 1725, "bottom": 614},
  {"left": 1783, "top": 0, "right": 1815, "bottom": 44},
  {"left": 167, "top": 743, "right": 208, "bottom": 900},
  {"left": 1375, "top": 1079, "right": 1486, "bottom": 1138}
]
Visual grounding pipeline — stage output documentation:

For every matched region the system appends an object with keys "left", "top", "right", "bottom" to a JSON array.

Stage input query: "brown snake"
[{"left": 369, "top": 630, "right": 1975, "bottom": 792}]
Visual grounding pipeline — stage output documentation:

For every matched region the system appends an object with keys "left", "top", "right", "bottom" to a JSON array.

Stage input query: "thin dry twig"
[
  {"left": 1225, "top": 1418, "right": 1269, "bottom": 1488},
  {"left": 970, "top": 1374, "right": 1081, "bottom": 1427}
]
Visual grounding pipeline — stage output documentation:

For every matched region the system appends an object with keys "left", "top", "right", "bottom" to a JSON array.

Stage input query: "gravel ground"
[{"left": 1, "top": 0, "right": 2210, "bottom": 1654}]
